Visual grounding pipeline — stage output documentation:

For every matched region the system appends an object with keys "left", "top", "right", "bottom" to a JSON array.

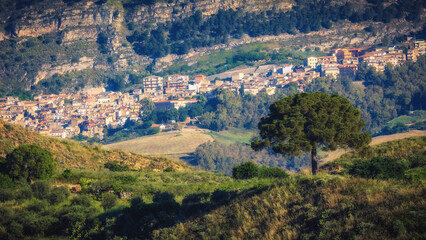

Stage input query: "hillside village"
[{"left": 0, "top": 40, "right": 425, "bottom": 140}]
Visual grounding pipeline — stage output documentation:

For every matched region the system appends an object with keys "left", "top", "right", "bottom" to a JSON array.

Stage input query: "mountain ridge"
[{"left": 0, "top": 0, "right": 423, "bottom": 93}]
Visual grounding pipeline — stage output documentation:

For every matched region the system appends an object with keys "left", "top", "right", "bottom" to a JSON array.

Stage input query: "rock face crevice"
[{"left": 0, "top": 0, "right": 422, "bottom": 92}]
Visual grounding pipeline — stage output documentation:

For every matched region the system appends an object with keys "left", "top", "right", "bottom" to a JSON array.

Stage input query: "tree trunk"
[{"left": 311, "top": 148, "right": 318, "bottom": 175}]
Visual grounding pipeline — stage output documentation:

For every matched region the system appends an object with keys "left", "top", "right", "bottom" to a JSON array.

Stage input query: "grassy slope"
[
  {"left": 205, "top": 127, "right": 257, "bottom": 145},
  {"left": 57, "top": 168, "right": 276, "bottom": 204},
  {"left": 0, "top": 120, "right": 187, "bottom": 171},
  {"left": 151, "top": 137, "right": 426, "bottom": 239},
  {"left": 320, "top": 130, "right": 426, "bottom": 163},
  {"left": 321, "top": 136, "right": 426, "bottom": 175}
]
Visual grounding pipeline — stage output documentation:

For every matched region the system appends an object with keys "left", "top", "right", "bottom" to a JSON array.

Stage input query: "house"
[
  {"left": 323, "top": 67, "right": 340, "bottom": 78},
  {"left": 305, "top": 57, "right": 317, "bottom": 68},
  {"left": 132, "top": 89, "right": 143, "bottom": 95},
  {"left": 317, "top": 56, "right": 337, "bottom": 65},
  {"left": 336, "top": 49, "right": 353, "bottom": 63},
  {"left": 167, "top": 75, "right": 189, "bottom": 90},
  {"left": 415, "top": 41, "right": 426, "bottom": 55},
  {"left": 194, "top": 74, "right": 209, "bottom": 85},
  {"left": 154, "top": 98, "right": 198, "bottom": 110},
  {"left": 232, "top": 72, "right": 245, "bottom": 82},
  {"left": 143, "top": 76, "right": 164, "bottom": 92},
  {"left": 338, "top": 65, "right": 358, "bottom": 79},
  {"left": 278, "top": 64, "right": 293, "bottom": 74},
  {"left": 407, "top": 49, "right": 419, "bottom": 62}
]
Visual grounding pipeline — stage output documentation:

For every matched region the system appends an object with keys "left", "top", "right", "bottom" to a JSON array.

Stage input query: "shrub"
[
  {"left": 232, "top": 162, "right": 258, "bottom": 179},
  {"left": 0, "top": 188, "right": 15, "bottom": 202},
  {"left": 31, "top": 181, "right": 51, "bottom": 199},
  {"left": 104, "top": 161, "right": 130, "bottom": 172},
  {"left": 62, "top": 169, "right": 73, "bottom": 179},
  {"left": 48, "top": 186, "right": 70, "bottom": 204},
  {"left": 348, "top": 157, "right": 407, "bottom": 180},
  {"left": 258, "top": 166, "right": 289, "bottom": 178},
  {"left": 16, "top": 186, "right": 33, "bottom": 200},
  {"left": 0, "top": 174, "right": 13, "bottom": 189},
  {"left": 71, "top": 195, "right": 92, "bottom": 207},
  {"left": 101, "top": 192, "right": 117, "bottom": 210}
]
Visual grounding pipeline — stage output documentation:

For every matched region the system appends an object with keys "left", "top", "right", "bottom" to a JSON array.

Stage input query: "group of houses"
[
  {"left": 0, "top": 89, "right": 202, "bottom": 140},
  {"left": 0, "top": 92, "right": 142, "bottom": 139},
  {"left": 1, "top": 40, "right": 425, "bottom": 140},
  {"left": 305, "top": 40, "right": 426, "bottom": 78},
  {"left": 137, "top": 63, "right": 320, "bottom": 100}
]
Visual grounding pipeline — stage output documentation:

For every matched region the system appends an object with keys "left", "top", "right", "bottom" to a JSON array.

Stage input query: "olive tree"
[{"left": 251, "top": 92, "right": 371, "bottom": 175}]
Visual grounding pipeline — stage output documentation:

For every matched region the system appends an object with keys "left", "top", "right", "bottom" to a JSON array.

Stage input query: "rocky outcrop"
[
  {"left": 10, "top": 1, "right": 113, "bottom": 38},
  {"left": 34, "top": 56, "right": 97, "bottom": 85},
  {"left": 0, "top": 0, "right": 422, "bottom": 92},
  {"left": 126, "top": 0, "right": 293, "bottom": 24}
]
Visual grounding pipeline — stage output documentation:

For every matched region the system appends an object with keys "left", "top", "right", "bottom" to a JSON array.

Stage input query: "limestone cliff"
[{"left": 0, "top": 0, "right": 423, "bottom": 92}]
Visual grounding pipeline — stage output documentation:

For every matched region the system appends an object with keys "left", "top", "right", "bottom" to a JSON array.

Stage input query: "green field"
[
  {"left": 205, "top": 127, "right": 257, "bottom": 145},
  {"left": 386, "top": 110, "right": 426, "bottom": 127}
]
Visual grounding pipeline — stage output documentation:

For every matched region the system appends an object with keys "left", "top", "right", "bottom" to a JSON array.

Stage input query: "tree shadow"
[
  {"left": 179, "top": 152, "right": 197, "bottom": 166},
  {"left": 98, "top": 186, "right": 270, "bottom": 239}
]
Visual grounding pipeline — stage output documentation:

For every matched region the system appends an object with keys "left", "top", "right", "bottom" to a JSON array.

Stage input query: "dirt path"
[{"left": 320, "top": 130, "right": 426, "bottom": 163}]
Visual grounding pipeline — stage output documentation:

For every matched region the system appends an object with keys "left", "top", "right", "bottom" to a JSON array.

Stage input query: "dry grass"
[
  {"left": 0, "top": 120, "right": 187, "bottom": 171},
  {"left": 103, "top": 129, "right": 214, "bottom": 156}
]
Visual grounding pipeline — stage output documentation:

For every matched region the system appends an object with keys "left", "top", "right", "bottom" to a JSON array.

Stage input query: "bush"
[
  {"left": 16, "top": 186, "right": 33, "bottom": 200},
  {"left": 71, "top": 195, "right": 92, "bottom": 207},
  {"left": 0, "top": 188, "right": 15, "bottom": 202},
  {"left": 48, "top": 186, "right": 70, "bottom": 204},
  {"left": 258, "top": 166, "right": 289, "bottom": 178},
  {"left": 31, "top": 181, "right": 51, "bottom": 199},
  {"left": 62, "top": 169, "right": 73, "bottom": 179},
  {"left": 101, "top": 192, "right": 117, "bottom": 210},
  {"left": 232, "top": 162, "right": 258, "bottom": 179},
  {"left": 104, "top": 161, "right": 130, "bottom": 172},
  {"left": 0, "top": 174, "right": 13, "bottom": 189},
  {"left": 348, "top": 157, "right": 407, "bottom": 180}
]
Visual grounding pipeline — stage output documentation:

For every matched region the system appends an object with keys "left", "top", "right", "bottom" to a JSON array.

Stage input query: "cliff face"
[
  {"left": 4, "top": 0, "right": 292, "bottom": 40},
  {"left": 126, "top": 0, "right": 293, "bottom": 25},
  {"left": 0, "top": 0, "right": 295, "bottom": 91},
  {"left": 0, "top": 0, "right": 421, "bottom": 92},
  {"left": 8, "top": 1, "right": 113, "bottom": 39}
]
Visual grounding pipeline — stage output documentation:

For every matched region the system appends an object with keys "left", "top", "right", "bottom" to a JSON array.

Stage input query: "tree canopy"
[
  {"left": 251, "top": 92, "right": 371, "bottom": 175},
  {"left": 2, "top": 144, "right": 55, "bottom": 182}
]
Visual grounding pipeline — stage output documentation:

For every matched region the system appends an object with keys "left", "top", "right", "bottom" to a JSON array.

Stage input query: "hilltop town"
[{"left": 1, "top": 40, "right": 425, "bottom": 140}]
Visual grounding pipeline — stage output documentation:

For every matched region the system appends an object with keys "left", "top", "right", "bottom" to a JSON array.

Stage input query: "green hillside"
[
  {"left": 0, "top": 131, "right": 424, "bottom": 239},
  {"left": 0, "top": 120, "right": 186, "bottom": 171},
  {"left": 152, "top": 137, "right": 425, "bottom": 239}
]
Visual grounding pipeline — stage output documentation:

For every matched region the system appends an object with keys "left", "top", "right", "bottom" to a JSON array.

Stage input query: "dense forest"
[{"left": 127, "top": 0, "right": 425, "bottom": 58}]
